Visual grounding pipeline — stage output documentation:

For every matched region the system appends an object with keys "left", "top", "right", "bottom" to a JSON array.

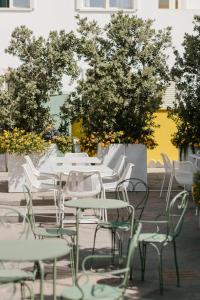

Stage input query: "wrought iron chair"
[
  {"left": 92, "top": 178, "right": 149, "bottom": 260},
  {"left": 23, "top": 185, "right": 76, "bottom": 282},
  {"left": 138, "top": 190, "right": 189, "bottom": 294},
  {"left": 60, "top": 223, "right": 142, "bottom": 300},
  {"left": 0, "top": 206, "right": 35, "bottom": 299}
]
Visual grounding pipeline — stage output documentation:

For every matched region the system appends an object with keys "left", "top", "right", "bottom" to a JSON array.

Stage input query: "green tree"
[
  {"left": 0, "top": 25, "right": 78, "bottom": 133},
  {"left": 169, "top": 16, "right": 200, "bottom": 153},
  {"left": 61, "top": 13, "right": 171, "bottom": 147}
]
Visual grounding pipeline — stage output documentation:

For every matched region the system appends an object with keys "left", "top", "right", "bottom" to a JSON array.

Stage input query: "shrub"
[{"left": 0, "top": 128, "right": 48, "bottom": 154}]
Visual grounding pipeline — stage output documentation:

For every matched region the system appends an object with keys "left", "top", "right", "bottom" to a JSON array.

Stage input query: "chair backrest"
[
  {"left": 22, "top": 163, "right": 41, "bottom": 191},
  {"left": 65, "top": 170, "right": 103, "bottom": 199},
  {"left": 0, "top": 205, "right": 31, "bottom": 240},
  {"left": 113, "top": 155, "right": 126, "bottom": 177},
  {"left": 24, "top": 155, "right": 40, "bottom": 177},
  {"left": 122, "top": 222, "right": 142, "bottom": 287},
  {"left": 116, "top": 178, "right": 149, "bottom": 221},
  {"left": 167, "top": 190, "right": 189, "bottom": 238},
  {"left": 173, "top": 160, "right": 195, "bottom": 186},
  {"left": 161, "top": 153, "right": 172, "bottom": 173},
  {"left": 120, "top": 163, "right": 135, "bottom": 182}
]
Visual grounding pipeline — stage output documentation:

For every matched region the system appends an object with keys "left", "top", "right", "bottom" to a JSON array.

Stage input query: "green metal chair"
[
  {"left": 23, "top": 184, "right": 76, "bottom": 241},
  {"left": 138, "top": 190, "right": 189, "bottom": 294},
  {"left": 0, "top": 206, "right": 35, "bottom": 299},
  {"left": 60, "top": 223, "right": 142, "bottom": 300},
  {"left": 92, "top": 178, "right": 149, "bottom": 259},
  {"left": 23, "top": 184, "right": 77, "bottom": 282}
]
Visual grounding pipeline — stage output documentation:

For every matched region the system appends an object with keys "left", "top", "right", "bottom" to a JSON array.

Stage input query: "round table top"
[
  {"left": 0, "top": 239, "right": 70, "bottom": 262},
  {"left": 64, "top": 198, "right": 130, "bottom": 209}
]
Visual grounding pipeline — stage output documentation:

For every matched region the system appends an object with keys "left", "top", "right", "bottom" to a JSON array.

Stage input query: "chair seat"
[
  {"left": 139, "top": 233, "right": 173, "bottom": 244},
  {"left": 61, "top": 283, "right": 122, "bottom": 300},
  {"left": 34, "top": 227, "right": 76, "bottom": 238},
  {"left": 98, "top": 221, "right": 130, "bottom": 231},
  {"left": 0, "top": 269, "right": 34, "bottom": 283}
]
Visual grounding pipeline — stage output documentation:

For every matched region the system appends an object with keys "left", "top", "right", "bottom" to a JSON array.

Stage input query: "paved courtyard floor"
[{"left": 0, "top": 170, "right": 199, "bottom": 299}]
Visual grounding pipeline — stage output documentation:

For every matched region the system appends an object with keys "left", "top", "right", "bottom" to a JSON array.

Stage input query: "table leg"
[
  {"left": 53, "top": 258, "right": 57, "bottom": 300},
  {"left": 75, "top": 208, "right": 80, "bottom": 280},
  {"left": 38, "top": 260, "right": 44, "bottom": 300}
]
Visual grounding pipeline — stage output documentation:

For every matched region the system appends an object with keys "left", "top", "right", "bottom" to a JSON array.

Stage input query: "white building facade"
[{"left": 0, "top": 0, "right": 200, "bottom": 76}]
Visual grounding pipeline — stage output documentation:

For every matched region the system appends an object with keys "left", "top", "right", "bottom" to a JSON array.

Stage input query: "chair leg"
[
  {"left": 160, "top": 173, "right": 166, "bottom": 197},
  {"left": 21, "top": 282, "right": 25, "bottom": 299},
  {"left": 173, "top": 239, "right": 180, "bottom": 287},
  {"left": 91, "top": 225, "right": 100, "bottom": 267},
  {"left": 139, "top": 242, "right": 147, "bottom": 281},
  {"left": 158, "top": 248, "right": 164, "bottom": 295}
]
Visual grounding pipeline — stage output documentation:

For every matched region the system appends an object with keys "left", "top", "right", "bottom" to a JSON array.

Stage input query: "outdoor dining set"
[{"left": 0, "top": 149, "right": 194, "bottom": 299}]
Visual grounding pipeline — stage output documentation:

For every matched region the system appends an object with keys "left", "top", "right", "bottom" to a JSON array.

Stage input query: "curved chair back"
[
  {"left": 22, "top": 163, "right": 40, "bottom": 191},
  {"left": 167, "top": 190, "right": 189, "bottom": 238},
  {"left": 173, "top": 160, "right": 195, "bottom": 187},
  {"left": 113, "top": 155, "right": 126, "bottom": 178},
  {"left": 65, "top": 170, "right": 104, "bottom": 199},
  {"left": 24, "top": 155, "right": 40, "bottom": 177},
  {"left": 116, "top": 178, "right": 149, "bottom": 220},
  {"left": 161, "top": 153, "right": 172, "bottom": 173}
]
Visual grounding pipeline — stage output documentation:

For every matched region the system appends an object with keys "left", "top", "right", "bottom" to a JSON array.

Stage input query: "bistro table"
[
  {"left": 0, "top": 239, "right": 71, "bottom": 300},
  {"left": 40, "top": 164, "right": 114, "bottom": 179},
  {"left": 50, "top": 156, "right": 102, "bottom": 165},
  {"left": 64, "top": 198, "right": 134, "bottom": 279}
]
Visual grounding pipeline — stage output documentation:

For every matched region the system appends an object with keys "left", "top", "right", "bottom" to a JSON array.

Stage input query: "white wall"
[{"left": 0, "top": 0, "right": 200, "bottom": 88}]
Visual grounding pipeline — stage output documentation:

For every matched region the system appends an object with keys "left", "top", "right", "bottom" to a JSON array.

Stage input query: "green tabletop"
[
  {"left": 0, "top": 239, "right": 70, "bottom": 261},
  {"left": 64, "top": 198, "right": 129, "bottom": 210}
]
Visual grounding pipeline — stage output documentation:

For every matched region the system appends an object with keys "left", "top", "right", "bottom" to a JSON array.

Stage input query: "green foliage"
[
  {"left": 52, "top": 135, "right": 73, "bottom": 153},
  {"left": 79, "top": 130, "right": 157, "bottom": 156},
  {"left": 0, "top": 128, "right": 48, "bottom": 154},
  {"left": 169, "top": 16, "right": 200, "bottom": 152},
  {"left": 61, "top": 13, "right": 171, "bottom": 147},
  {"left": 193, "top": 170, "right": 200, "bottom": 206},
  {"left": 0, "top": 26, "right": 79, "bottom": 133}
]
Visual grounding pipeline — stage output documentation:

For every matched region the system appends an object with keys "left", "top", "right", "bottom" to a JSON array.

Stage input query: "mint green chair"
[
  {"left": 60, "top": 223, "right": 142, "bottom": 300},
  {"left": 23, "top": 184, "right": 76, "bottom": 281},
  {"left": 138, "top": 190, "right": 189, "bottom": 294},
  {"left": 0, "top": 206, "right": 35, "bottom": 299},
  {"left": 23, "top": 184, "right": 76, "bottom": 241},
  {"left": 92, "top": 178, "right": 149, "bottom": 260}
]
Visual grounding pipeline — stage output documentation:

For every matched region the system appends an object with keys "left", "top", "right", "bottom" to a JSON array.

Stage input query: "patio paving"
[{"left": 0, "top": 170, "right": 199, "bottom": 299}]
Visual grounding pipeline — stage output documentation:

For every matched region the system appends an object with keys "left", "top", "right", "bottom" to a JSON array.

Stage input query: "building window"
[
  {"left": 109, "top": 0, "right": 132, "bottom": 9},
  {"left": 84, "top": 0, "right": 104, "bottom": 7},
  {"left": 159, "top": 0, "right": 169, "bottom": 9},
  {"left": 0, "top": 0, "right": 32, "bottom": 9},
  {"left": 77, "top": 0, "right": 135, "bottom": 10}
]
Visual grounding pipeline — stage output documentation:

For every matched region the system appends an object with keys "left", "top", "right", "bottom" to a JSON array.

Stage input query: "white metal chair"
[
  {"left": 103, "top": 154, "right": 126, "bottom": 183},
  {"left": 103, "top": 163, "right": 135, "bottom": 202},
  {"left": 22, "top": 163, "right": 61, "bottom": 225},
  {"left": 63, "top": 170, "right": 105, "bottom": 223},
  {"left": 166, "top": 160, "right": 196, "bottom": 211},
  {"left": 160, "top": 153, "right": 172, "bottom": 197},
  {"left": 24, "top": 155, "right": 59, "bottom": 181}
]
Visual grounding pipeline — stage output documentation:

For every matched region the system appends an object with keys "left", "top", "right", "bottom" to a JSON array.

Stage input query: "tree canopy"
[
  {"left": 61, "top": 12, "right": 171, "bottom": 147},
  {"left": 169, "top": 15, "right": 200, "bottom": 152},
  {"left": 0, "top": 25, "right": 78, "bottom": 133}
]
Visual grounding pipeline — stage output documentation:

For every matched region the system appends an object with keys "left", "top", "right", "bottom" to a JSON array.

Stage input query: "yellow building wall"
[
  {"left": 147, "top": 110, "right": 178, "bottom": 164},
  {"left": 72, "top": 111, "right": 178, "bottom": 164}
]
